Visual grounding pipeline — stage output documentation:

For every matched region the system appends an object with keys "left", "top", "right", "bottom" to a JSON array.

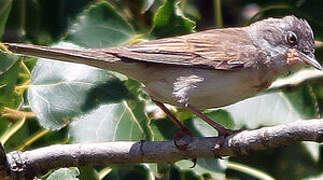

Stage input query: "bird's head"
[{"left": 247, "top": 15, "right": 321, "bottom": 71}]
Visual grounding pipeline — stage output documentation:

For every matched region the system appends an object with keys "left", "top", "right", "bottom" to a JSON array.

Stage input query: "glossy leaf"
[
  {"left": 69, "top": 98, "right": 151, "bottom": 142},
  {"left": 151, "top": 0, "right": 195, "bottom": 38},
  {"left": 224, "top": 92, "right": 300, "bottom": 129},
  {"left": 28, "top": 55, "right": 116, "bottom": 130},
  {"left": 284, "top": 85, "right": 320, "bottom": 119},
  {"left": 47, "top": 168, "right": 80, "bottom": 180},
  {"left": 303, "top": 142, "right": 321, "bottom": 162},
  {"left": 65, "top": 2, "right": 135, "bottom": 48},
  {"left": 27, "top": 0, "right": 153, "bottom": 143}
]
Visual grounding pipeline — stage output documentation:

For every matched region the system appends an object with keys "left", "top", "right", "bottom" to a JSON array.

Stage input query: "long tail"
[{"left": 4, "top": 43, "right": 121, "bottom": 69}]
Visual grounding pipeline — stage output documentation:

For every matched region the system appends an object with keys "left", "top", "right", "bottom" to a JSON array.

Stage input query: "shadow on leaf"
[{"left": 81, "top": 79, "right": 133, "bottom": 112}]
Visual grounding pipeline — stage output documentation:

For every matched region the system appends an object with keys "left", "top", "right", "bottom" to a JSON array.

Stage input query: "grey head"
[{"left": 246, "top": 15, "right": 321, "bottom": 71}]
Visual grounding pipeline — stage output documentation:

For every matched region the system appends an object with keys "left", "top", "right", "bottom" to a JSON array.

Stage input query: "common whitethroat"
[{"left": 4, "top": 15, "right": 322, "bottom": 136}]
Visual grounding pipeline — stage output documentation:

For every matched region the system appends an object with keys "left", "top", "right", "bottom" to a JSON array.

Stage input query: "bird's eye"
[{"left": 287, "top": 31, "right": 297, "bottom": 46}]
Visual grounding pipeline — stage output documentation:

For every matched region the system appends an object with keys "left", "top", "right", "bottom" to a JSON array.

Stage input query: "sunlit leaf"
[
  {"left": 28, "top": 55, "right": 117, "bottom": 130},
  {"left": 66, "top": 1, "right": 135, "bottom": 48},
  {"left": 69, "top": 99, "right": 151, "bottom": 142},
  {"left": 27, "top": 0, "right": 153, "bottom": 143},
  {"left": 302, "top": 142, "right": 321, "bottom": 162},
  {"left": 224, "top": 92, "right": 300, "bottom": 129},
  {"left": 47, "top": 168, "right": 80, "bottom": 180}
]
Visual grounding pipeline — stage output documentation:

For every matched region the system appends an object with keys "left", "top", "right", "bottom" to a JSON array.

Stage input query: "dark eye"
[{"left": 287, "top": 31, "right": 297, "bottom": 46}]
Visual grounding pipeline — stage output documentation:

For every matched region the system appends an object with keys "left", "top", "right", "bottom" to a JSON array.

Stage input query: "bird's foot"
[
  {"left": 173, "top": 129, "right": 192, "bottom": 151},
  {"left": 212, "top": 128, "right": 245, "bottom": 158},
  {"left": 173, "top": 130, "right": 197, "bottom": 168},
  {"left": 211, "top": 135, "right": 227, "bottom": 159},
  {"left": 217, "top": 127, "right": 240, "bottom": 137}
]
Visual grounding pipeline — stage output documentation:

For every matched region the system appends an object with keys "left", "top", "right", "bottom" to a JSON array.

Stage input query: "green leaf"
[
  {"left": 46, "top": 167, "right": 80, "bottom": 180},
  {"left": 103, "top": 165, "right": 150, "bottom": 180},
  {"left": 186, "top": 110, "right": 234, "bottom": 137},
  {"left": 151, "top": 0, "right": 195, "bottom": 38},
  {"left": 224, "top": 92, "right": 300, "bottom": 129},
  {"left": 28, "top": 1, "right": 149, "bottom": 142},
  {"left": 284, "top": 85, "right": 320, "bottom": 119},
  {"left": 175, "top": 158, "right": 226, "bottom": 179},
  {"left": 28, "top": 56, "right": 117, "bottom": 130},
  {"left": 0, "top": 0, "right": 12, "bottom": 39},
  {"left": 143, "top": 163, "right": 159, "bottom": 180},
  {"left": 0, "top": 53, "right": 20, "bottom": 108},
  {"left": 78, "top": 166, "right": 99, "bottom": 180},
  {"left": 65, "top": 1, "right": 135, "bottom": 48},
  {"left": 68, "top": 96, "right": 152, "bottom": 142},
  {"left": 149, "top": 117, "right": 179, "bottom": 141},
  {"left": 302, "top": 142, "right": 321, "bottom": 162},
  {"left": 28, "top": 43, "right": 152, "bottom": 139}
]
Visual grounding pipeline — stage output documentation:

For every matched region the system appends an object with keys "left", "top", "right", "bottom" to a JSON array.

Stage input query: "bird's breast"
[{"left": 140, "top": 66, "right": 275, "bottom": 109}]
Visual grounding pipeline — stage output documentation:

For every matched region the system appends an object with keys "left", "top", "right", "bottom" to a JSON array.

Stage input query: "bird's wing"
[{"left": 100, "top": 28, "right": 263, "bottom": 70}]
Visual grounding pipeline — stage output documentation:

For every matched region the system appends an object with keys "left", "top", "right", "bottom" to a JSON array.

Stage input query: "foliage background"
[{"left": 1, "top": 0, "right": 323, "bottom": 179}]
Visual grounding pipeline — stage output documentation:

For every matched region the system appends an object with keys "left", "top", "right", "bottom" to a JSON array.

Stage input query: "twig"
[{"left": 0, "top": 119, "right": 322, "bottom": 179}]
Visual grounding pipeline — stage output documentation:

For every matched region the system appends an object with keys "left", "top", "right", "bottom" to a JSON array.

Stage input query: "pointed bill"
[
  {"left": 297, "top": 50, "right": 322, "bottom": 70},
  {"left": 288, "top": 48, "right": 322, "bottom": 70}
]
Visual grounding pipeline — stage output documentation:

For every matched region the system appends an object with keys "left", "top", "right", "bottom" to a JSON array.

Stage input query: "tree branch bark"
[{"left": 1, "top": 119, "right": 323, "bottom": 179}]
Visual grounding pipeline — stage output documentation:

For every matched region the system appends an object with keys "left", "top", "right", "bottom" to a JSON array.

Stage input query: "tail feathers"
[{"left": 4, "top": 43, "right": 121, "bottom": 69}]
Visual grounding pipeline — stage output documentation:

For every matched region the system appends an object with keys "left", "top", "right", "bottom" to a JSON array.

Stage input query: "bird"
[{"left": 4, "top": 15, "right": 322, "bottom": 136}]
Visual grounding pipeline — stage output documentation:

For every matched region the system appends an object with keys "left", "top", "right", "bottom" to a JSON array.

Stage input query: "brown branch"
[{"left": 0, "top": 119, "right": 323, "bottom": 179}]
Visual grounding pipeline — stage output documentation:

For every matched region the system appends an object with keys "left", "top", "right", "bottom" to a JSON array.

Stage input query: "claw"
[
  {"left": 212, "top": 136, "right": 226, "bottom": 159},
  {"left": 190, "top": 158, "right": 197, "bottom": 168},
  {"left": 173, "top": 130, "right": 192, "bottom": 151}
]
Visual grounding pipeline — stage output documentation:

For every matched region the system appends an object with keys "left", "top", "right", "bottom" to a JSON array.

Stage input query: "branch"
[{"left": 0, "top": 119, "right": 323, "bottom": 179}]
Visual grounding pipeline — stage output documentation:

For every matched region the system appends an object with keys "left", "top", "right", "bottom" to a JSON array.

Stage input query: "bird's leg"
[
  {"left": 185, "top": 104, "right": 234, "bottom": 136},
  {"left": 152, "top": 99, "right": 193, "bottom": 150},
  {"left": 152, "top": 99, "right": 197, "bottom": 166},
  {"left": 152, "top": 99, "right": 192, "bottom": 136}
]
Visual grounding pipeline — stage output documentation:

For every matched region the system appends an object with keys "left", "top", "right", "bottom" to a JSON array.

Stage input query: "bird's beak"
[
  {"left": 298, "top": 51, "right": 322, "bottom": 70},
  {"left": 288, "top": 49, "right": 322, "bottom": 70}
]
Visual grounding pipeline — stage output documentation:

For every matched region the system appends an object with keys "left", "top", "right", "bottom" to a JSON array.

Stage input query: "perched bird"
[{"left": 4, "top": 15, "right": 321, "bottom": 136}]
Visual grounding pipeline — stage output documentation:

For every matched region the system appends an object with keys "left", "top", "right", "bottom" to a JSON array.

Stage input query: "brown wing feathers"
[
  {"left": 101, "top": 28, "right": 258, "bottom": 70},
  {"left": 5, "top": 28, "right": 259, "bottom": 70}
]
